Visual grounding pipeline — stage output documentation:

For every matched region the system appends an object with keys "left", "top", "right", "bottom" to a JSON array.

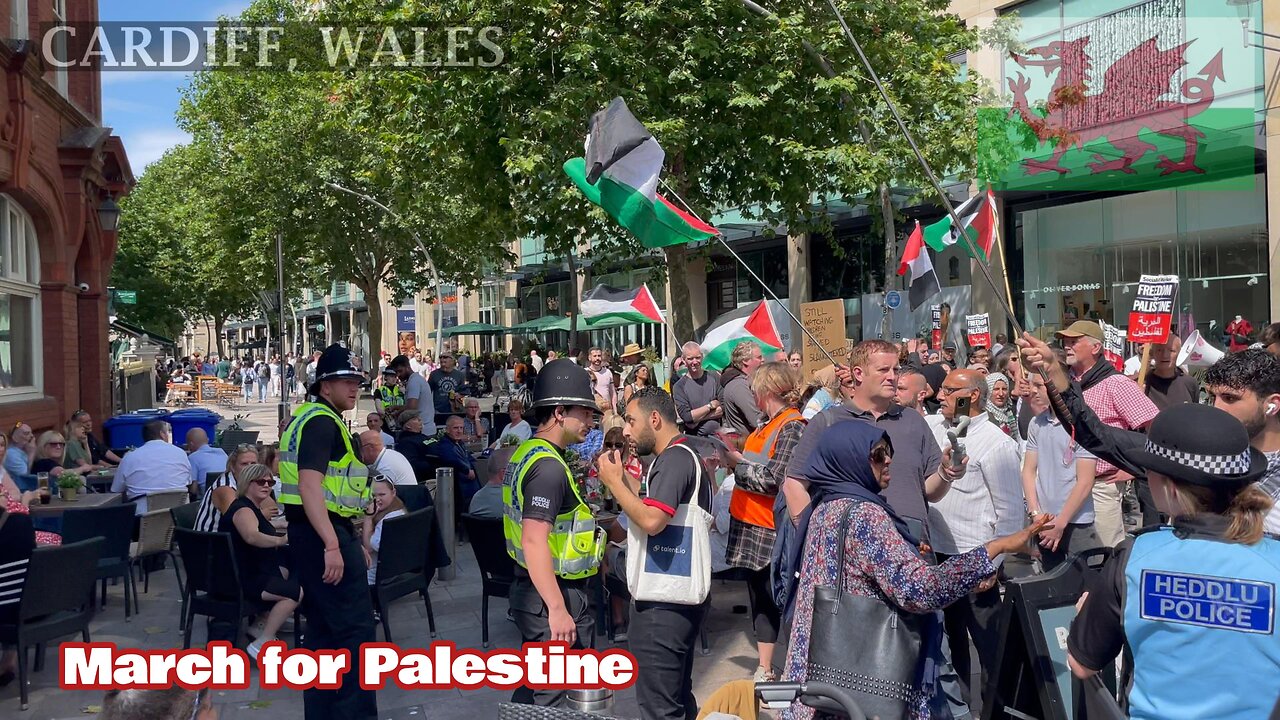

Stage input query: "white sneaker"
[{"left": 247, "top": 635, "right": 275, "bottom": 659}]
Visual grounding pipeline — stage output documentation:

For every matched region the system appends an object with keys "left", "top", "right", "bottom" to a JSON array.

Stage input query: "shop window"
[
  {"left": 51, "top": 0, "right": 67, "bottom": 97},
  {"left": 0, "top": 195, "right": 40, "bottom": 394}
]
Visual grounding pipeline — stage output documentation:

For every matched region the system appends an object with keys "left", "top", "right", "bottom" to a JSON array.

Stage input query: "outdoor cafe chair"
[
  {"left": 0, "top": 537, "right": 104, "bottom": 710},
  {"left": 61, "top": 502, "right": 139, "bottom": 619},
  {"left": 145, "top": 488, "right": 189, "bottom": 513},
  {"left": 371, "top": 508, "right": 438, "bottom": 642},
  {"left": 461, "top": 513, "right": 514, "bottom": 648},
  {"left": 130, "top": 508, "right": 181, "bottom": 595},
  {"left": 174, "top": 528, "right": 253, "bottom": 649}
]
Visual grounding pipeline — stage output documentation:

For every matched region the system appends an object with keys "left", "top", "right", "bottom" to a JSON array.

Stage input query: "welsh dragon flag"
[
  {"left": 580, "top": 284, "right": 664, "bottom": 324},
  {"left": 923, "top": 188, "right": 999, "bottom": 260},
  {"left": 563, "top": 98, "right": 719, "bottom": 249},
  {"left": 700, "top": 301, "right": 783, "bottom": 372}
]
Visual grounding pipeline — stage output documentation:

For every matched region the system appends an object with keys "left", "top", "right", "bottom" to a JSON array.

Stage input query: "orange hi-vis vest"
[{"left": 730, "top": 407, "right": 805, "bottom": 530}]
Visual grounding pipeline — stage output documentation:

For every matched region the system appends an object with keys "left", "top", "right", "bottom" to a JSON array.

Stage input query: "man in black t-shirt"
[{"left": 599, "top": 387, "right": 712, "bottom": 720}]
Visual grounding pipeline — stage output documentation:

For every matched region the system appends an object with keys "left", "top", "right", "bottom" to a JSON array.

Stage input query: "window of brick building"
[{"left": 0, "top": 195, "right": 40, "bottom": 394}]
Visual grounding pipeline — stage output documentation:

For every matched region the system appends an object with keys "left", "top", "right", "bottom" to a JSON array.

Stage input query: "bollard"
[
  {"left": 567, "top": 688, "right": 614, "bottom": 713},
  {"left": 435, "top": 467, "right": 456, "bottom": 581}
]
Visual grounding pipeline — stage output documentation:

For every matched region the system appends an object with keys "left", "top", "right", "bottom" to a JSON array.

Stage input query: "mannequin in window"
[{"left": 1226, "top": 315, "right": 1253, "bottom": 353}]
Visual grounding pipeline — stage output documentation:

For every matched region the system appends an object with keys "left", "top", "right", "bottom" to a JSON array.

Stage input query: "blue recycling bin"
[
  {"left": 168, "top": 408, "right": 223, "bottom": 447},
  {"left": 103, "top": 409, "right": 171, "bottom": 449}
]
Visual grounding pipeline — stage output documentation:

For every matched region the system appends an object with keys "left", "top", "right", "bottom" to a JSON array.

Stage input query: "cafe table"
[
  {"left": 30, "top": 491, "right": 122, "bottom": 517},
  {"left": 85, "top": 468, "right": 116, "bottom": 492}
]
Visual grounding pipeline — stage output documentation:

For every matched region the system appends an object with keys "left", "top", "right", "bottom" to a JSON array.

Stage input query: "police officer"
[
  {"left": 374, "top": 367, "right": 404, "bottom": 431},
  {"left": 503, "top": 358, "right": 606, "bottom": 706},
  {"left": 279, "top": 344, "right": 376, "bottom": 719},
  {"left": 1017, "top": 334, "right": 1280, "bottom": 719}
]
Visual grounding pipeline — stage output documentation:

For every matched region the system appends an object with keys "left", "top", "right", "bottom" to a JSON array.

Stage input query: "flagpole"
[
  {"left": 659, "top": 179, "right": 842, "bottom": 367},
  {"left": 820, "top": 0, "right": 1024, "bottom": 340},
  {"left": 992, "top": 208, "right": 1017, "bottom": 334}
]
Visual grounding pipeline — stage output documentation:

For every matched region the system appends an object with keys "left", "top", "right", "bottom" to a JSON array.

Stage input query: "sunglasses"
[
  {"left": 604, "top": 442, "right": 625, "bottom": 450},
  {"left": 870, "top": 445, "right": 893, "bottom": 464},
  {"left": 251, "top": 478, "right": 277, "bottom": 488},
  {"left": 49, "top": 441, "right": 66, "bottom": 447}
]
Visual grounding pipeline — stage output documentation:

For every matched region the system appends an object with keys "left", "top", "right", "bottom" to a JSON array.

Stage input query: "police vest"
[
  {"left": 379, "top": 385, "right": 405, "bottom": 411},
  {"left": 502, "top": 438, "right": 604, "bottom": 580},
  {"left": 278, "top": 402, "right": 371, "bottom": 518},
  {"left": 1122, "top": 528, "right": 1280, "bottom": 720},
  {"left": 730, "top": 407, "right": 804, "bottom": 530}
]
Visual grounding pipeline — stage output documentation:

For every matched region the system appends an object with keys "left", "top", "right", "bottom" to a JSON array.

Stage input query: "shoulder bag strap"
[{"left": 832, "top": 501, "right": 861, "bottom": 601}]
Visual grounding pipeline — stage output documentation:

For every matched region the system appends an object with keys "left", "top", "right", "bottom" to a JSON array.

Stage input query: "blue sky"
[{"left": 99, "top": 0, "right": 252, "bottom": 173}]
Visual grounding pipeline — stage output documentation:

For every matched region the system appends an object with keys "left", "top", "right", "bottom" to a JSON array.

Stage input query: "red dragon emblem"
[{"left": 1007, "top": 36, "right": 1225, "bottom": 177}]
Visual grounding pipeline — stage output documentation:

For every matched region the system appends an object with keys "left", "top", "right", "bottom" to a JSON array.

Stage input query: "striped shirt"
[
  {"left": 926, "top": 413, "right": 1025, "bottom": 557},
  {"left": 195, "top": 472, "right": 237, "bottom": 532}
]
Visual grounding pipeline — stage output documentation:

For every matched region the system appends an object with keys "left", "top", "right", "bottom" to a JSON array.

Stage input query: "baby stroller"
[{"left": 495, "top": 681, "right": 869, "bottom": 720}]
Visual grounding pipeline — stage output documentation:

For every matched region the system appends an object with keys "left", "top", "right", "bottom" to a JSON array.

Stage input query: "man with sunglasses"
[
  {"left": 278, "top": 344, "right": 375, "bottom": 720},
  {"left": 503, "top": 359, "right": 606, "bottom": 707}
]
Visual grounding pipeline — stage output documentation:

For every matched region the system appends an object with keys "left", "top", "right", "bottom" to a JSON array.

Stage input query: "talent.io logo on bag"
[{"left": 645, "top": 525, "right": 692, "bottom": 577}]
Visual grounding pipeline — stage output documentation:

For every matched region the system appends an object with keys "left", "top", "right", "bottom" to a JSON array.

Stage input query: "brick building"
[{"left": 0, "top": 0, "right": 133, "bottom": 432}]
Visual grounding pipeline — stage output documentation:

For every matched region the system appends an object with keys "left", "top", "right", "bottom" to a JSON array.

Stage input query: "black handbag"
[{"left": 805, "top": 503, "right": 928, "bottom": 719}]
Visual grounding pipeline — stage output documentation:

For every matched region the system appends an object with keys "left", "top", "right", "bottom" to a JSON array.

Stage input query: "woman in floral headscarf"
[{"left": 986, "top": 372, "right": 1018, "bottom": 436}]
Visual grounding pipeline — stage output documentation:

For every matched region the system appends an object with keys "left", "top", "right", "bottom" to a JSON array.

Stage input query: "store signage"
[
  {"left": 395, "top": 309, "right": 416, "bottom": 332},
  {"left": 966, "top": 313, "right": 991, "bottom": 350},
  {"left": 1099, "top": 319, "right": 1126, "bottom": 372},
  {"left": 1127, "top": 275, "right": 1178, "bottom": 344},
  {"left": 116, "top": 290, "right": 137, "bottom": 305},
  {"left": 800, "top": 299, "right": 847, "bottom": 378},
  {"left": 930, "top": 305, "right": 943, "bottom": 348}
]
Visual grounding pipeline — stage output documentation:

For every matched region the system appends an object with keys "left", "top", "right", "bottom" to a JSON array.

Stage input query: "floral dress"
[
  {"left": 1, "top": 485, "right": 61, "bottom": 546},
  {"left": 781, "top": 499, "right": 992, "bottom": 720}
]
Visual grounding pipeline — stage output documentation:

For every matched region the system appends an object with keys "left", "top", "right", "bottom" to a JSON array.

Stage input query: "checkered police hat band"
[{"left": 1144, "top": 441, "right": 1251, "bottom": 475}]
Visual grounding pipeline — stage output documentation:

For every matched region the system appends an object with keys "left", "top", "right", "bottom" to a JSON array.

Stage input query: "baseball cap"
[{"left": 1054, "top": 320, "right": 1103, "bottom": 342}]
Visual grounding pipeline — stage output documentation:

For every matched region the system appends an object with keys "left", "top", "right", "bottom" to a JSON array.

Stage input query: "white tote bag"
[{"left": 626, "top": 443, "right": 712, "bottom": 605}]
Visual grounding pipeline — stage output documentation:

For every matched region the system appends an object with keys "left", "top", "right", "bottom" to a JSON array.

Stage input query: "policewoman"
[
  {"left": 503, "top": 358, "right": 606, "bottom": 707},
  {"left": 279, "top": 344, "right": 376, "bottom": 719},
  {"left": 1067, "top": 403, "right": 1280, "bottom": 719}
]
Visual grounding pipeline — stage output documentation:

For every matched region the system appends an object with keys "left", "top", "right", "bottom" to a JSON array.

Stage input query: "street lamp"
[
  {"left": 98, "top": 195, "right": 121, "bottom": 232},
  {"left": 324, "top": 182, "right": 445, "bottom": 362},
  {"left": 1228, "top": 0, "right": 1279, "bottom": 51}
]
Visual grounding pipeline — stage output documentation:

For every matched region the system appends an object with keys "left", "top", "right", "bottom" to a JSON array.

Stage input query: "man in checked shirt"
[{"left": 1055, "top": 321, "right": 1158, "bottom": 546}]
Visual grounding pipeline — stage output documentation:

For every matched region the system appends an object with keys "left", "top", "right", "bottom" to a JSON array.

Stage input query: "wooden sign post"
[{"left": 800, "top": 299, "right": 847, "bottom": 378}]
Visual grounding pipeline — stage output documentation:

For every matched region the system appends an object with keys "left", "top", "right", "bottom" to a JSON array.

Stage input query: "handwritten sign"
[
  {"left": 801, "top": 299, "right": 847, "bottom": 377},
  {"left": 197, "top": 376, "right": 219, "bottom": 403},
  {"left": 966, "top": 313, "right": 991, "bottom": 350},
  {"left": 1100, "top": 319, "right": 1126, "bottom": 372},
  {"left": 1127, "top": 275, "right": 1178, "bottom": 344}
]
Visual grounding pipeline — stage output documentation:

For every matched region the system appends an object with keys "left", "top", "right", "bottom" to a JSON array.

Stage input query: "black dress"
[{"left": 218, "top": 497, "right": 299, "bottom": 601}]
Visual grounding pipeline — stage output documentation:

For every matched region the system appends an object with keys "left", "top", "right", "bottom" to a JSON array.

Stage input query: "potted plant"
[{"left": 57, "top": 472, "right": 82, "bottom": 501}]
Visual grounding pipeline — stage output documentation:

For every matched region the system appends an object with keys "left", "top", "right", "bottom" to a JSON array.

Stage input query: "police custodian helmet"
[
  {"left": 530, "top": 358, "right": 598, "bottom": 410},
  {"left": 309, "top": 344, "right": 366, "bottom": 395}
]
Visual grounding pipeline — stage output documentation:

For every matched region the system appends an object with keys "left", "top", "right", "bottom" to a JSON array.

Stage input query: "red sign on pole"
[
  {"left": 1127, "top": 275, "right": 1178, "bottom": 344},
  {"left": 930, "top": 305, "right": 942, "bottom": 348},
  {"left": 966, "top": 313, "right": 991, "bottom": 350}
]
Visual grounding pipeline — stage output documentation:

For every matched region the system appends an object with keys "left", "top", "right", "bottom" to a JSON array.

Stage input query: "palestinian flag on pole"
[
  {"left": 896, "top": 221, "right": 941, "bottom": 311},
  {"left": 563, "top": 97, "right": 719, "bottom": 249},
  {"left": 923, "top": 188, "right": 998, "bottom": 260},
  {"left": 580, "top": 284, "right": 664, "bottom": 324},
  {"left": 700, "top": 300, "right": 783, "bottom": 372}
]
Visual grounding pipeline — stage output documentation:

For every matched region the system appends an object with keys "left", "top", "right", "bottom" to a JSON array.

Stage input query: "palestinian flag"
[
  {"left": 563, "top": 97, "right": 719, "bottom": 249},
  {"left": 896, "top": 221, "right": 941, "bottom": 311},
  {"left": 700, "top": 300, "right": 783, "bottom": 372},
  {"left": 923, "top": 188, "right": 999, "bottom": 260},
  {"left": 580, "top": 284, "right": 664, "bottom": 325}
]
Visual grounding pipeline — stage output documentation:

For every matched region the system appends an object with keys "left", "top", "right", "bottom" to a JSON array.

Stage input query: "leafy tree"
[{"left": 347, "top": 0, "right": 981, "bottom": 342}]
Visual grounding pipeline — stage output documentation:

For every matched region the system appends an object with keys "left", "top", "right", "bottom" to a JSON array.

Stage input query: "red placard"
[
  {"left": 1100, "top": 319, "right": 1126, "bottom": 372},
  {"left": 930, "top": 305, "right": 942, "bottom": 348},
  {"left": 966, "top": 313, "right": 991, "bottom": 350},
  {"left": 1127, "top": 274, "right": 1178, "bottom": 344}
]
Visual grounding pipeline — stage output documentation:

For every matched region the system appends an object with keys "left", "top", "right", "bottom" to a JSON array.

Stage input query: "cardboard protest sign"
[
  {"left": 801, "top": 299, "right": 847, "bottom": 378},
  {"left": 1127, "top": 275, "right": 1178, "bottom": 344},
  {"left": 1099, "top": 319, "right": 1126, "bottom": 372},
  {"left": 966, "top": 313, "right": 991, "bottom": 350}
]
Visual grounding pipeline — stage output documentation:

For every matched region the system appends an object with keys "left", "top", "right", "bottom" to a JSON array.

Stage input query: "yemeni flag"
[
  {"left": 896, "top": 221, "right": 941, "bottom": 311},
  {"left": 563, "top": 98, "right": 719, "bottom": 249},
  {"left": 923, "top": 188, "right": 999, "bottom": 260},
  {"left": 700, "top": 300, "right": 783, "bottom": 372},
  {"left": 580, "top": 284, "right": 664, "bottom": 324}
]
